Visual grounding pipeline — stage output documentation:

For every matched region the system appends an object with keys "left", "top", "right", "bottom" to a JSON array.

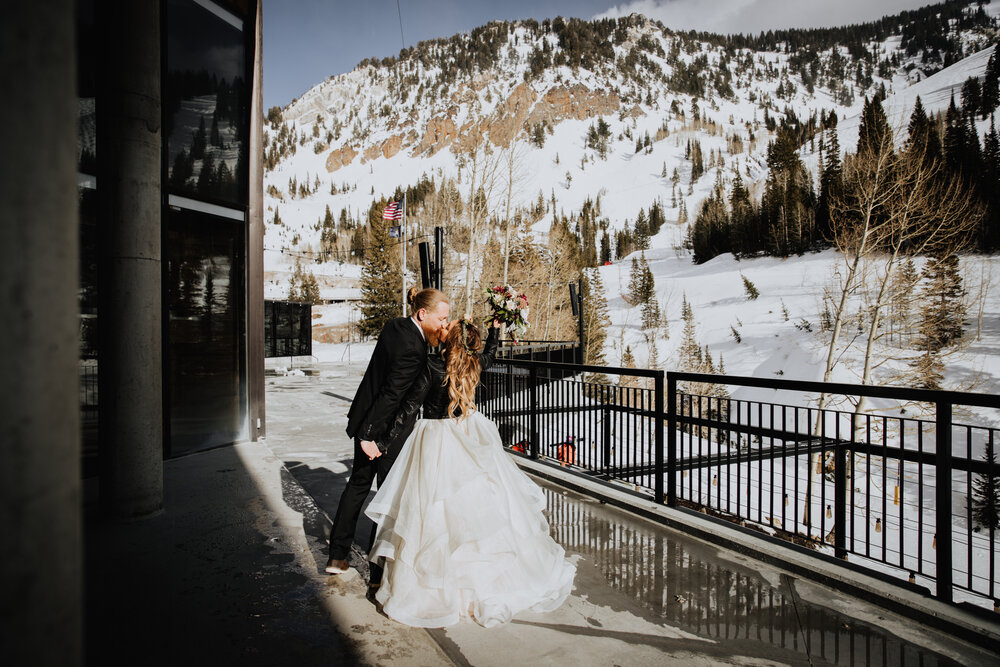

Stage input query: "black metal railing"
[
  {"left": 476, "top": 359, "right": 1000, "bottom": 610},
  {"left": 495, "top": 340, "right": 580, "bottom": 365}
]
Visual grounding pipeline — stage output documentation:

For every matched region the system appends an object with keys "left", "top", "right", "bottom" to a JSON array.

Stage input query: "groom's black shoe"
[{"left": 325, "top": 557, "right": 349, "bottom": 574}]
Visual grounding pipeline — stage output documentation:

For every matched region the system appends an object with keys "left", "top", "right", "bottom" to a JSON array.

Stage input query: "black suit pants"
[{"left": 328, "top": 437, "right": 403, "bottom": 561}]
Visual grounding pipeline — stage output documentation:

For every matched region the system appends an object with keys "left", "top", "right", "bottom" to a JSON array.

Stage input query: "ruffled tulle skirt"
[{"left": 364, "top": 411, "right": 576, "bottom": 628}]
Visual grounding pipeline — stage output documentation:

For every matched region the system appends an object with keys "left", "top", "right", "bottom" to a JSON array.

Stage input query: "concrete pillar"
[
  {"left": 0, "top": 2, "right": 82, "bottom": 665},
  {"left": 248, "top": 0, "right": 266, "bottom": 440},
  {"left": 97, "top": 0, "right": 163, "bottom": 518}
]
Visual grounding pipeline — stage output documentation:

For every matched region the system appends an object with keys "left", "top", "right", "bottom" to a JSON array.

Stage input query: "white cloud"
[{"left": 595, "top": 0, "right": 935, "bottom": 35}]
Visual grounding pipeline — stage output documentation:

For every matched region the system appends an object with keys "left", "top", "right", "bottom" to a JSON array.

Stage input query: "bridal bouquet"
[{"left": 484, "top": 285, "right": 530, "bottom": 343}]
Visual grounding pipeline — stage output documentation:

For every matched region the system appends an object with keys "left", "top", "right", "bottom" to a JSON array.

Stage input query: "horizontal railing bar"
[
  {"left": 487, "top": 401, "right": 997, "bottom": 471},
  {"left": 494, "top": 359, "right": 666, "bottom": 379},
  {"left": 671, "top": 371, "right": 1000, "bottom": 409}
]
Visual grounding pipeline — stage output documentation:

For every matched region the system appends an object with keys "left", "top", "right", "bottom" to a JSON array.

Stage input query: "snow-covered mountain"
[
  {"left": 264, "top": 2, "right": 1000, "bottom": 403},
  {"left": 265, "top": 3, "right": 997, "bottom": 253}
]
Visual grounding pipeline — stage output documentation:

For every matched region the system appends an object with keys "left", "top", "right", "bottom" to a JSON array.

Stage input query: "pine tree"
[
  {"left": 981, "top": 116, "right": 1000, "bottom": 251},
  {"left": 943, "top": 94, "right": 972, "bottom": 179},
  {"left": 599, "top": 230, "right": 611, "bottom": 264},
  {"left": 210, "top": 114, "right": 221, "bottom": 147},
  {"left": 287, "top": 259, "right": 304, "bottom": 301},
  {"left": 641, "top": 292, "right": 661, "bottom": 332},
  {"left": 581, "top": 268, "right": 611, "bottom": 382},
  {"left": 971, "top": 444, "right": 1000, "bottom": 531},
  {"left": 728, "top": 173, "right": 757, "bottom": 256},
  {"left": 961, "top": 76, "right": 982, "bottom": 119},
  {"left": 906, "top": 96, "right": 941, "bottom": 168},
  {"left": 679, "top": 294, "right": 702, "bottom": 372},
  {"left": 816, "top": 126, "right": 842, "bottom": 243},
  {"left": 627, "top": 256, "right": 643, "bottom": 304},
  {"left": 917, "top": 250, "right": 966, "bottom": 353},
  {"left": 856, "top": 96, "right": 890, "bottom": 157},
  {"left": 634, "top": 209, "right": 650, "bottom": 250},
  {"left": 321, "top": 204, "right": 336, "bottom": 253},
  {"left": 197, "top": 152, "right": 216, "bottom": 196},
  {"left": 192, "top": 116, "right": 207, "bottom": 160},
  {"left": 982, "top": 43, "right": 1000, "bottom": 118},
  {"left": 301, "top": 272, "right": 321, "bottom": 304},
  {"left": 621, "top": 345, "right": 635, "bottom": 368},
  {"left": 358, "top": 199, "right": 403, "bottom": 338},
  {"left": 639, "top": 261, "right": 660, "bottom": 331}
]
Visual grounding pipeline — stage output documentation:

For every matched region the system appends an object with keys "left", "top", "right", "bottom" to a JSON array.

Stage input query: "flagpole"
[{"left": 401, "top": 192, "right": 407, "bottom": 317}]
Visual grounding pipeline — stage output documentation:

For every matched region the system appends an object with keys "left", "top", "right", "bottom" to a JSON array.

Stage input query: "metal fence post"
[
  {"left": 835, "top": 437, "right": 847, "bottom": 559},
  {"left": 936, "top": 400, "right": 953, "bottom": 603},
  {"left": 529, "top": 365, "right": 539, "bottom": 460},
  {"left": 602, "top": 403, "right": 611, "bottom": 474},
  {"left": 659, "top": 371, "right": 669, "bottom": 506}
]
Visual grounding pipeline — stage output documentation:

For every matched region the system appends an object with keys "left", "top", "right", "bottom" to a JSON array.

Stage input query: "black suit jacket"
[
  {"left": 377, "top": 326, "right": 500, "bottom": 449},
  {"left": 346, "top": 317, "right": 427, "bottom": 451}
]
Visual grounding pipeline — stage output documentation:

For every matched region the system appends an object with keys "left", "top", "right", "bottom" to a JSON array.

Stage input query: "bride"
[{"left": 364, "top": 318, "right": 576, "bottom": 628}]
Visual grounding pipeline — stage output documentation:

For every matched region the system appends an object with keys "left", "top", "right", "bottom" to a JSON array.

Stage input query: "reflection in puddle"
[{"left": 542, "top": 486, "right": 960, "bottom": 666}]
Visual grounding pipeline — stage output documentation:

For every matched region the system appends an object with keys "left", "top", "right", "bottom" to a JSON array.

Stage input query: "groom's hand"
[{"left": 360, "top": 440, "right": 382, "bottom": 460}]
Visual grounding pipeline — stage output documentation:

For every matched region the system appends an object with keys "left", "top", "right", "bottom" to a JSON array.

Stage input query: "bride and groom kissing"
[{"left": 325, "top": 287, "right": 575, "bottom": 628}]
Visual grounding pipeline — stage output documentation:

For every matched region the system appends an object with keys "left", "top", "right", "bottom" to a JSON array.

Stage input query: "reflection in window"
[
  {"left": 79, "top": 187, "right": 99, "bottom": 476},
  {"left": 167, "top": 208, "right": 247, "bottom": 455},
  {"left": 166, "top": 0, "right": 247, "bottom": 206},
  {"left": 77, "top": 0, "right": 96, "bottom": 174},
  {"left": 265, "top": 301, "right": 313, "bottom": 358}
]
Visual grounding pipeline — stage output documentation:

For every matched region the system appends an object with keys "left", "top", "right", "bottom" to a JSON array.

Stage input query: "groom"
[{"left": 326, "top": 287, "right": 450, "bottom": 578}]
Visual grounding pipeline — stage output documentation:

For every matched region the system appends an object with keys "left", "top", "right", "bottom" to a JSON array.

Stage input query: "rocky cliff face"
[{"left": 325, "top": 81, "right": 624, "bottom": 172}]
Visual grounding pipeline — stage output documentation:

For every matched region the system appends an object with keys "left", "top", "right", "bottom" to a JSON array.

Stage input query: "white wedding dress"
[{"left": 365, "top": 411, "right": 576, "bottom": 628}]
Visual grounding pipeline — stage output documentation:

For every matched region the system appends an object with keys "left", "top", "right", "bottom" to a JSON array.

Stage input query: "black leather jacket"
[{"left": 377, "top": 326, "right": 500, "bottom": 450}]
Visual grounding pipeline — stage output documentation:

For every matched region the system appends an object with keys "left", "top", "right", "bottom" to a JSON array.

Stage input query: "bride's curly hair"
[{"left": 443, "top": 319, "right": 483, "bottom": 419}]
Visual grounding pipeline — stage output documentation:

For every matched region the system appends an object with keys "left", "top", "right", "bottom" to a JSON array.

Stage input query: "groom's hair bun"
[
  {"left": 408, "top": 287, "right": 448, "bottom": 315},
  {"left": 406, "top": 286, "right": 421, "bottom": 307}
]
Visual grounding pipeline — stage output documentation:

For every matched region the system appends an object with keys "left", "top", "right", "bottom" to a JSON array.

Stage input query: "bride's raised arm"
[{"left": 478, "top": 321, "right": 501, "bottom": 373}]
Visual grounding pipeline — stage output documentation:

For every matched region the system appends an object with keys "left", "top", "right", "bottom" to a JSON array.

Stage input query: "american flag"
[{"left": 382, "top": 201, "right": 403, "bottom": 220}]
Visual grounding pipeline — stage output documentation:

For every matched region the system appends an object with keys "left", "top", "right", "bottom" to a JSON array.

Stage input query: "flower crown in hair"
[{"left": 459, "top": 315, "right": 475, "bottom": 354}]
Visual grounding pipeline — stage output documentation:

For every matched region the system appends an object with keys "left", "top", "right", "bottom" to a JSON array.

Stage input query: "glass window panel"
[
  {"left": 167, "top": 208, "right": 247, "bottom": 455},
  {"left": 77, "top": 0, "right": 97, "bottom": 174},
  {"left": 264, "top": 301, "right": 312, "bottom": 358},
  {"left": 79, "top": 187, "right": 99, "bottom": 477},
  {"left": 166, "top": 0, "right": 247, "bottom": 207}
]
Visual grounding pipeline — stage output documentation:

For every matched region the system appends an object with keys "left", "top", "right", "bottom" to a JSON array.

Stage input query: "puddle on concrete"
[
  {"left": 541, "top": 484, "right": 968, "bottom": 667},
  {"left": 266, "top": 368, "right": 322, "bottom": 377}
]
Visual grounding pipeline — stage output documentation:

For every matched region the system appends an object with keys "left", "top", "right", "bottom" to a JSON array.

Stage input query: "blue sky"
[{"left": 263, "top": 0, "right": 934, "bottom": 109}]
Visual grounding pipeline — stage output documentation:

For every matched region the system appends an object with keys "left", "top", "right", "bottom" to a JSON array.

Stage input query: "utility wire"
[
  {"left": 263, "top": 232, "right": 439, "bottom": 264},
  {"left": 395, "top": 0, "right": 406, "bottom": 52}
]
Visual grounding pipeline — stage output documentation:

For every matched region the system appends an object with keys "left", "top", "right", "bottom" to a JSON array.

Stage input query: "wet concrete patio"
[{"left": 261, "top": 356, "right": 999, "bottom": 665}]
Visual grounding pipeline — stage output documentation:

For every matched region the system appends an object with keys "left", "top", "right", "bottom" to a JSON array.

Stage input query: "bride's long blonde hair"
[{"left": 443, "top": 319, "right": 483, "bottom": 419}]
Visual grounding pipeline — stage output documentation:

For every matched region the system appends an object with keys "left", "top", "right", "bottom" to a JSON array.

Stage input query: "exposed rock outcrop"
[
  {"left": 482, "top": 82, "right": 537, "bottom": 147},
  {"left": 325, "top": 145, "right": 357, "bottom": 172},
  {"left": 526, "top": 84, "right": 622, "bottom": 127},
  {"left": 413, "top": 114, "right": 459, "bottom": 156}
]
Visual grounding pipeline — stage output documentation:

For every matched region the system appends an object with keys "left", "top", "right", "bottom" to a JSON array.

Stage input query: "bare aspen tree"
[
  {"left": 457, "top": 131, "right": 502, "bottom": 315},
  {"left": 849, "top": 143, "right": 979, "bottom": 419},
  {"left": 816, "top": 127, "right": 896, "bottom": 422},
  {"left": 500, "top": 142, "right": 529, "bottom": 285},
  {"left": 805, "top": 125, "right": 979, "bottom": 530}
]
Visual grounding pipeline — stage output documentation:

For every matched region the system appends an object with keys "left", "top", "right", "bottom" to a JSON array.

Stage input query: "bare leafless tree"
[{"left": 805, "top": 128, "right": 980, "bottom": 529}]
